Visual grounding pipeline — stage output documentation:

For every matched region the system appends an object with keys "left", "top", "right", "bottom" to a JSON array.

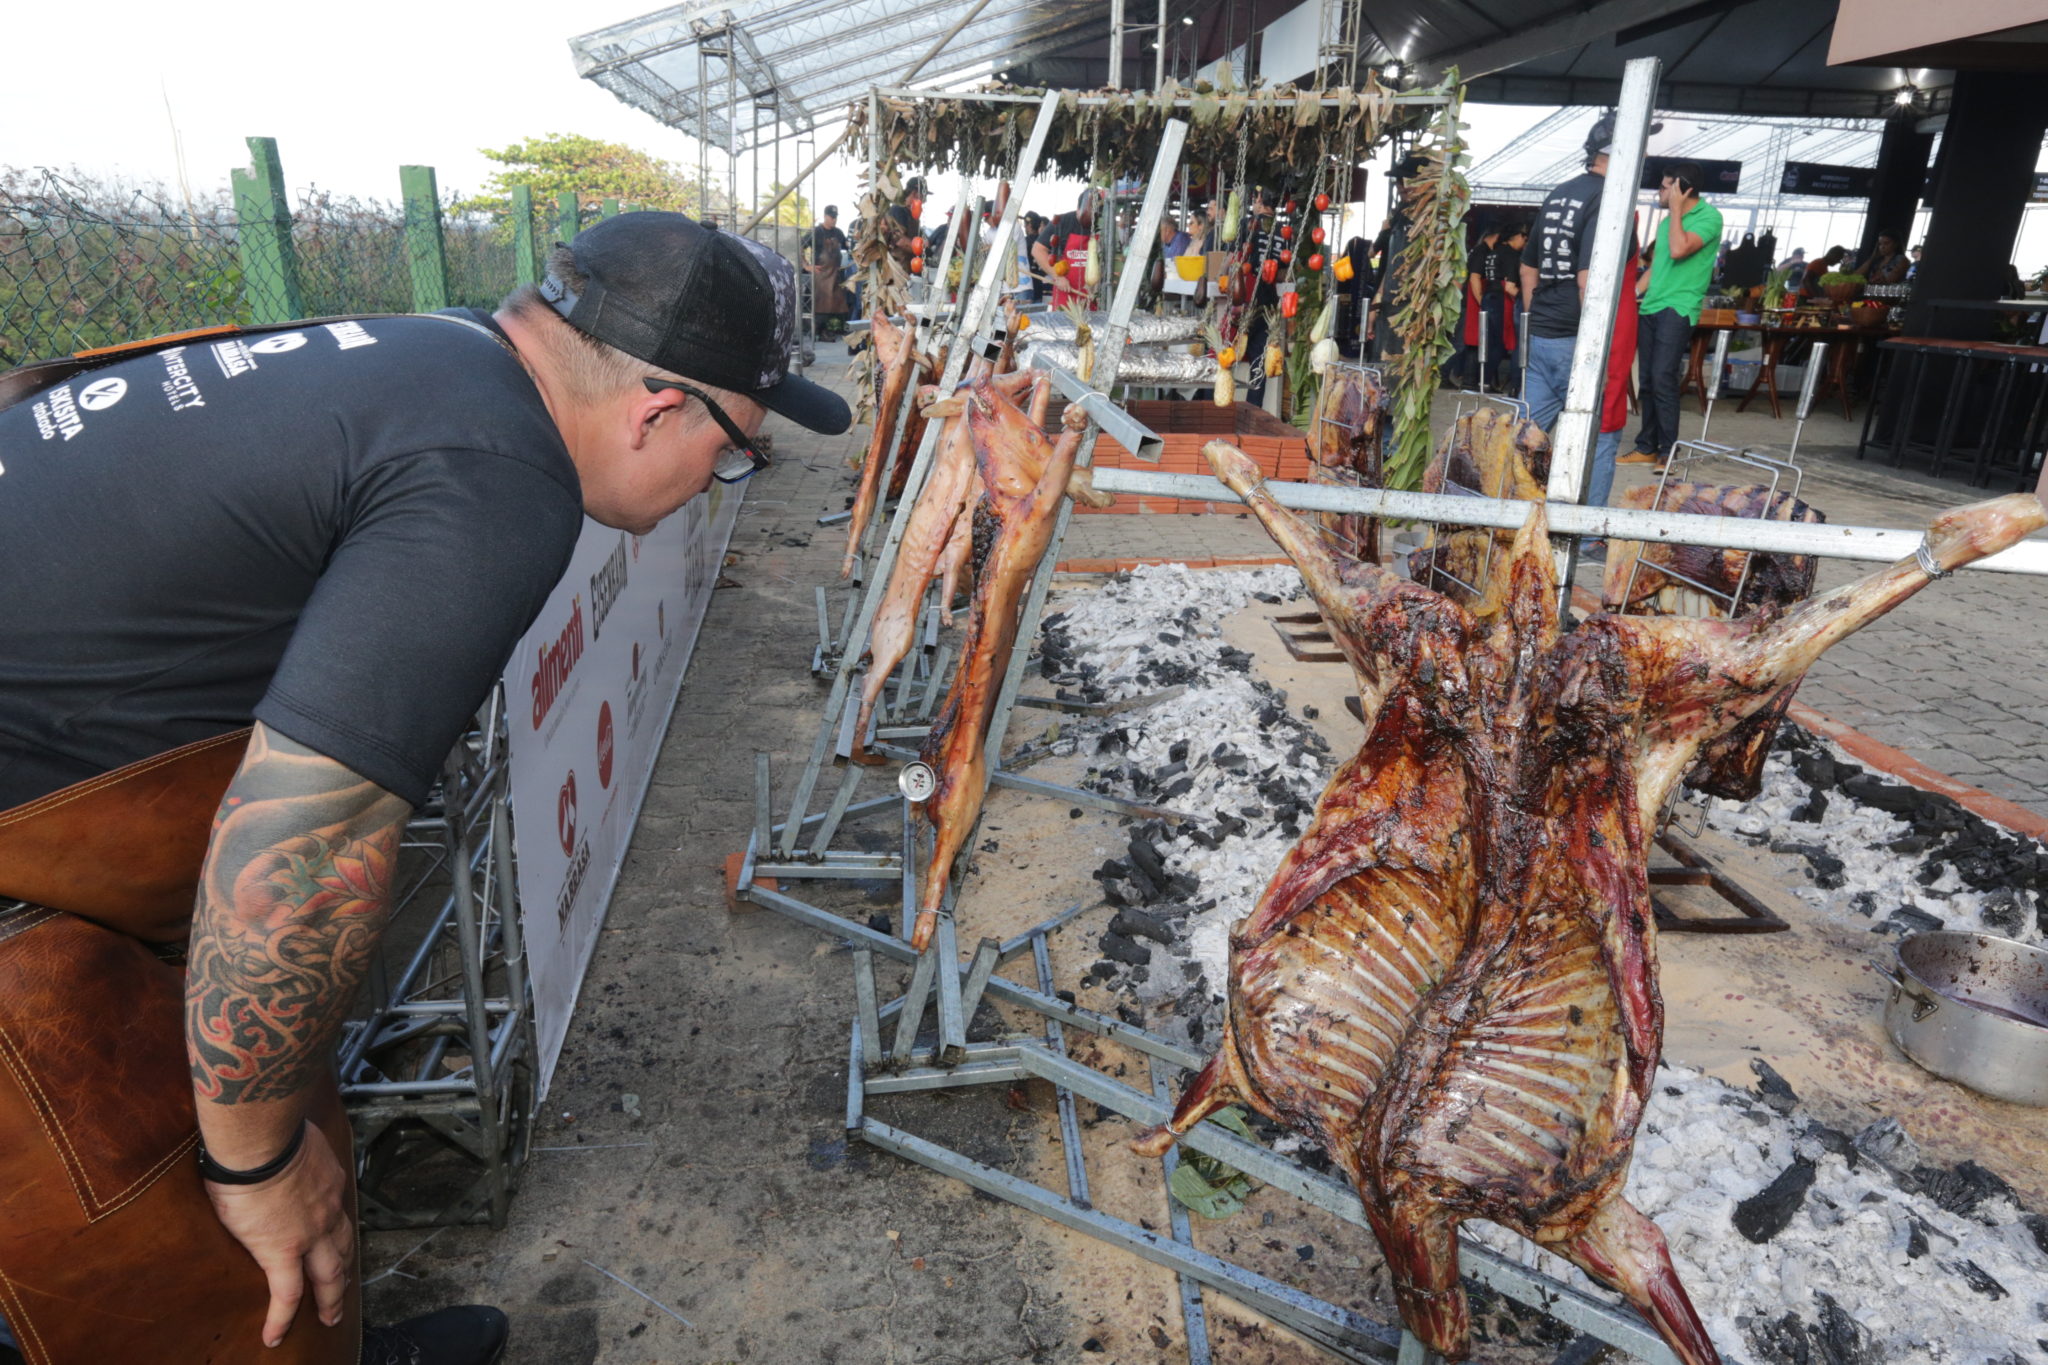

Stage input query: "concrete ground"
[{"left": 360, "top": 345, "right": 2047, "bottom": 1363}]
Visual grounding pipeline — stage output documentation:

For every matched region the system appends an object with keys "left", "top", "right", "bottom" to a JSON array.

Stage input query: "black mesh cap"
[{"left": 541, "top": 210, "right": 851, "bottom": 434}]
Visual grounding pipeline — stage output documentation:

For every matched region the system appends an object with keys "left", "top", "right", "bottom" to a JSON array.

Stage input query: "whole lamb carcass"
[{"left": 1136, "top": 439, "right": 2043, "bottom": 1363}]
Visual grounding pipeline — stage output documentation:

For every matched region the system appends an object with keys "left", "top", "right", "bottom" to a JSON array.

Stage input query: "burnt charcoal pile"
[{"left": 1706, "top": 726, "right": 2047, "bottom": 945}]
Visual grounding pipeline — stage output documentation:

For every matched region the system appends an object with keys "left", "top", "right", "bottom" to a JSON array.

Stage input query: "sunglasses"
[{"left": 643, "top": 378, "right": 769, "bottom": 483}]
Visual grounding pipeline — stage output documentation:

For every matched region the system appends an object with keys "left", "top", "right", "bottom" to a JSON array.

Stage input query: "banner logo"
[
  {"left": 531, "top": 594, "right": 587, "bottom": 729},
  {"left": 556, "top": 771, "right": 579, "bottom": 855},
  {"left": 596, "top": 702, "right": 616, "bottom": 789},
  {"left": 590, "top": 536, "right": 629, "bottom": 641},
  {"left": 78, "top": 377, "right": 128, "bottom": 411},
  {"left": 249, "top": 332, "right": 308, "bottom": 354}
]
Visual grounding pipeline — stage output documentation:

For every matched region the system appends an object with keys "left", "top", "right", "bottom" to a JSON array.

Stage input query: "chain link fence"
[{"left": 1, "top": 162, "right": 553, "bottom": 368}]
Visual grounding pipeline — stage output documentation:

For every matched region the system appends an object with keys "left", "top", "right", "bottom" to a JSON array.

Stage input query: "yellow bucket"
[{"left": 1173, "top": 254, "right": 1208, "bottom": 281}]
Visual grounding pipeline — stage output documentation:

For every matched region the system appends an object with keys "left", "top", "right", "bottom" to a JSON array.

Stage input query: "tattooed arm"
[{"left": 185, "top": 722, "right": 412, "bottom": 1347}]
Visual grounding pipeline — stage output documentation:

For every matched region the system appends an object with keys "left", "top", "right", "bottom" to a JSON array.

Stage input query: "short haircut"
[
  {"left": 1667, "top": 161, "right": 1704, "bottom": 191},
  {"left": 501, "top": 245, "right": 740, "bottom": 410}
]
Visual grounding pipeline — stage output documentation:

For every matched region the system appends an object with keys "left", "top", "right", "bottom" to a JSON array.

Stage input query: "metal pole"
[
  {"left": 745, "top": 127, "right": 850, "bottom": 234},
  {"left": 1109, "top": 0, "right": 1125, "bottom": 89},
  {"left": 899, "top": 0, "right": 999, "bottom": 86},
  {"left": 1699, "top": 327, "right": 1730, "bottom": 440},
  {"left": 1156, "top": 0, "right": 1167, "bottom": 90},
  {"left": 1545, "top": 55, "right": 1660, "bottom": 590},
  {"left": 1789, "top": 339, "right": 1826, "bottom": 459}
]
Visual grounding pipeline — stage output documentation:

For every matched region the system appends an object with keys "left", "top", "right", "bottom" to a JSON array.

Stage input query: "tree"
[
  {"left": 754, "top": 181, "right": 813, "bottom": 228},
  {"left": 450, "top": 134, "right": 731, "bottom": 224}
]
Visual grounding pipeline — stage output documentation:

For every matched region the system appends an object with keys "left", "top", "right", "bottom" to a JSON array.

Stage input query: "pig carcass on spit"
[
  {"left": 909, "top": 380, "right": 1087, "bottom": 950},
  {"left": 1136, "top": 438, "right": 2044, "bottom": 1364},
  {"left": 850, "top": 369, "right": 1047, "bottom": 766},
  {"left": 1602, "top": 480, "right": 1827, "bottom": 801},
  {"left": 842, "top": 314, "right": 926, "bottom": 578}
]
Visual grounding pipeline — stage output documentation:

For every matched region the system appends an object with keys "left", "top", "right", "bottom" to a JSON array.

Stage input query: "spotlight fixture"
[
  {"left": 1182, "top": 14, "right": 1193, "bottom": 23},
  {"left": 1893, "top": 85, "right": 1915, "bottom": 107},
  {"left": 1382, "top": 60, "right": 1403, "bottom": 80}
]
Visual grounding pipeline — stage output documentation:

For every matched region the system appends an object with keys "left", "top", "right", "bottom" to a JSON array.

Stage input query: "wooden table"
[
  {"left": 1681, "top": 319, "right": 1885, "bottom": 420},
  {"left": 1856, "top": 334, "right": 2048, "bottom": 487}
]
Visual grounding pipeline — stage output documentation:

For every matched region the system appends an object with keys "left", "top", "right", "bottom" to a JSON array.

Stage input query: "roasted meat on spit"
[
  {"left": 1405, "top": 406, "right": 1551, "bottom": 598},
  {"left": 909, "top": 379, "right": 1087, "bottom": 949},
  {"left": 1308, "top": 364, "right": 1390, "bottom": 564},
  {"left": 850, "top": 369, "right": 1046, "bottom": 765},
  {"left": 1136, "top": 438, "right": 2044, "bottom": 1364},
  {"left": 1603, "top": 480, "right": 1827, "bottom": 801},
  {"left": 842, "top": 313, "right": 925, "bottom": 578}
]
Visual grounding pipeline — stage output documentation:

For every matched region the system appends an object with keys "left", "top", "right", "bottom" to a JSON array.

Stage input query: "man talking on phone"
[{"left": 1621, "top": 161, "right": 1722, "bottom": 467}]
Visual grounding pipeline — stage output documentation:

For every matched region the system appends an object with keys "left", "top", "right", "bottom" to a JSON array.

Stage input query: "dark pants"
[
  {"left": 1245, "top": 311, "right": 1270, "bottom": 407},
  {"left": 1632, "top": 306, "right": 1693, "bottom": 458}
]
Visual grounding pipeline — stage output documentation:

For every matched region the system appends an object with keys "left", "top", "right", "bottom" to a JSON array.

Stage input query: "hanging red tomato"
[
  {"left": 1307, "top": 252, "right": 1325, "bottom": 271},
  {"left": 1279, "top": 223, "right": 1294, "bottom": 241},
  {"left": 1314, "top": 192, "right": 1331, "bottom": 211},
  {"left": 1284, "top": 199, "right": 1298, "bottom": 214},
  {"left": 910, "top": 236, "right": 925, "bottom": 256},
  {"left": 1310, "top": 226, "right": 1326, "bottom": 245},
  {"left": 1260, "top": 258, "right": 1278, "bottom": 284},
  {"left": 1278, "top": 248, "right": 1293, "bottom": 264},
  {"left": 1281, "top": 291, "right": 1301, "bottom": 318},
  {"left": 910, "top": 258, "right": 925, "bottom": 275}
]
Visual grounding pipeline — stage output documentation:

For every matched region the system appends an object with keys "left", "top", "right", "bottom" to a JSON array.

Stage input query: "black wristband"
[{"left": 197, "top": 1121, "right": 306, "bottom": 1186}]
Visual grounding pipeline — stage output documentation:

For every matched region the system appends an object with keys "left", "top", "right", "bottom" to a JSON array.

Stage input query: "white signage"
[
  {"left": 504, "top": 483, "right": 741, "bottom": 1091},
  {"left": 1258, "top": 0, "right": 1337, "bottom": 85}
]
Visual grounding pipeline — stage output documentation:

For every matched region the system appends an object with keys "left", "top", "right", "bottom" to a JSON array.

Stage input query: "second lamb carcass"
[
  {"left": 1308, "top": 365, "right": 1391, "bottom": 564},
  {"left": 842, "top": 314, "right": 925, "bottom": 578},
  {"left": 1602, "top": 480, "right": 1828, "bottom": 801},
  {"left": 1136, "top": 438, "right": 2044, "bottom": 1363},
  {"left": 909, "top": 380, "right": 1086, "bottom": 950}
]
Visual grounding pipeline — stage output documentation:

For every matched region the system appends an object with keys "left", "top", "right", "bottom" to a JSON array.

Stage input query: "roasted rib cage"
[{"left": 1135, "top": 437, "right": 2045, "bottom": 1365}]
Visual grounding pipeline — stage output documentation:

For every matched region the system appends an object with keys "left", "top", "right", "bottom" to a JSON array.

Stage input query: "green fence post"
[
  {"left": 231, "top": 136, "right": 305, "bottom": 323},
  {"left": 400, "top": 165, "right": 449, "bottom": 313},
  {"left": 556, "top": 192, "right": 579, "bottom": 245},
  {"left": 511, "top": 185, "right": 539, "bottom": 286},
  {"left": 602, "top": 197, "right": 622, "bottom": 219}
]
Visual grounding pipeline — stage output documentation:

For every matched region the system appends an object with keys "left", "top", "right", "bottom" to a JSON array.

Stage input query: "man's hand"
[
  {"left": 186, "top": 723, "right": 410, "bottom": 1347},
  {"left": 204, "top": 1122, "right": 354, "bottom": 1348}
]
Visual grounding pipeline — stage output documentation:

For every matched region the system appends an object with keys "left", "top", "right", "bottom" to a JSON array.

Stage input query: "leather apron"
[{"left": 0, "top": 731, "right": 360, "bottom": 1364}]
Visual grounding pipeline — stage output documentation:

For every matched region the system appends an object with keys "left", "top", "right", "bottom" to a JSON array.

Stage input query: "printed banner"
[{"left": 504, "top": 483, "right": 740, "bottom": 1092}]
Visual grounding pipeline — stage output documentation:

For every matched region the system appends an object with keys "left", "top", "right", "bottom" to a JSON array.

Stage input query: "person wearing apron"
[
  {"left": 0, "top": 212, "right": 851, "bottom": 1365},
  {"left": 1032, "top": 188, "right": 1099, "bottom": 311}
]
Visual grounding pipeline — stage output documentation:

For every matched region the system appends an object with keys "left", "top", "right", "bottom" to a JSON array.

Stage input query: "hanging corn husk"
[
  {"left": 1063, "top": 299, "right": 1095, "bottom": 384},
  {"left": 1384, "top": 90, "right": 1471, "bottom": 490}
]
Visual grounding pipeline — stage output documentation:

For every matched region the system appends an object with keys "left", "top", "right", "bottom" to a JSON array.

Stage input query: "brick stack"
[{"left": 1069, "top": 400, "right": 1311, "bottom": 515}]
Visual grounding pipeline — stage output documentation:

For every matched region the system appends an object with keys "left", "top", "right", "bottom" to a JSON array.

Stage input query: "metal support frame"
[
  {"left": 742, "top": 867, "right": 1696, "bottom": 1365},
  {"left": 339, "top": 687, "right": 535, "bottom": 1229}
]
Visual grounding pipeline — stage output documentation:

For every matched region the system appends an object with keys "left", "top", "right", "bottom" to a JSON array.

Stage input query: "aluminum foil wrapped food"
[
  {"left": 1019, "top": 312, "right": 1205, "bottom": 345},
  {"left": 1019, "top": 342, "right": 1216, "bottom": 386}
]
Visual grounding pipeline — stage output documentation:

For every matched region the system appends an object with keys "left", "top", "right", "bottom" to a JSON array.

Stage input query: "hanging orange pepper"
[
  {"left": 1281, "top": 291, "right": 1300, "bottom": 319},
  {"left": 1334, "top": 255, "right": 1355, "bottom": 282}
]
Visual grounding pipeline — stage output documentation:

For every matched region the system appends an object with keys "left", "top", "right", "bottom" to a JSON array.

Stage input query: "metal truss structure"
[{"left": 338, "top": 688, "right": 536, "bottom": 1230}]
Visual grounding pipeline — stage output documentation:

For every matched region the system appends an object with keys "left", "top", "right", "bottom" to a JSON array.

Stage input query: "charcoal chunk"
[
  {"left": 1110, "top": 907, "right": 1175, "bottom": 946},
  {"left": 1733, "top": 1159, "right": 1817, "bottom": 1242},
  {"left": 1841, "top": 773, "right": 1924, "bottom": 816},
  {"left": 1751, "top": 1059, "right": 1801, "bottom": 1114},
  {"left": 1884, "top": 906, "right": 1946, "bottom": 935},
  {"left": 1099, "top": 932, "right": 1152, "bottom": 966},
  {"left": 1913, "top": 1160, "right": 2017, "bottom": 1218},
  {"left": 1853, "top": 1117, "right": 1921, "bottom": 1173}
]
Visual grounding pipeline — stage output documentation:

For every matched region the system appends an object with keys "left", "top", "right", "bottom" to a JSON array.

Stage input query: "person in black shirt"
[
  {"left": 1519, "top": 111, "right": 1652, "bottom": 513},
  {"left": 806, "top": 205, "right": 850, "bottom": 336},
  {"left": 1239, "top": 187, "right": 1284, "bottom": 405},
  {"left": 0, "top": 213, "right": 850, "bottom": 1365}
]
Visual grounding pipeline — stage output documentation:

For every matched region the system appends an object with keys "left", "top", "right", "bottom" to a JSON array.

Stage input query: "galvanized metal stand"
[{"left": 340, "top": 687, "right": 535, "bottom": 1229}]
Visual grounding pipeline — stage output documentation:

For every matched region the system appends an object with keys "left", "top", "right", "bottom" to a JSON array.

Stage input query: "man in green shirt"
[{"left": 1621, "top": 161, "right": 1724, "bottom": 465}]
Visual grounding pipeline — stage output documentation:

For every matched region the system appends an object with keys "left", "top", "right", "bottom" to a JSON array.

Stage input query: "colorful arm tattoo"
[{"left": 185, "top": 724, "right": 412, "bottom": 1105}]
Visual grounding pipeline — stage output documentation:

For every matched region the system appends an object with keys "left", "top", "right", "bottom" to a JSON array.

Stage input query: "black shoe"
[{"left": 362, "top": 1306, "right": 509, "bottom": 1365}]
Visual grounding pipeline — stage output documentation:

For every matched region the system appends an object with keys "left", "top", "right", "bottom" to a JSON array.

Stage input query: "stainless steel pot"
[{"left": 1885, "top": 930, "right": 2048, "bottom": 1106}]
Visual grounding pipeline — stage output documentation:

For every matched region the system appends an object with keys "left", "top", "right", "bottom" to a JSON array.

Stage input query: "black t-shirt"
[
  {"left": 1474, "top": 240, "right": 1514, "bottom": 295},
  {"left": 0, "top": 311, "right": 584, "bottom": 809},
  {"left": 1521, "top": 171, "right": 1605, "bottom": 339},
  {"left": 807, "top": 225, "right": 846, "bottom": 259}
]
